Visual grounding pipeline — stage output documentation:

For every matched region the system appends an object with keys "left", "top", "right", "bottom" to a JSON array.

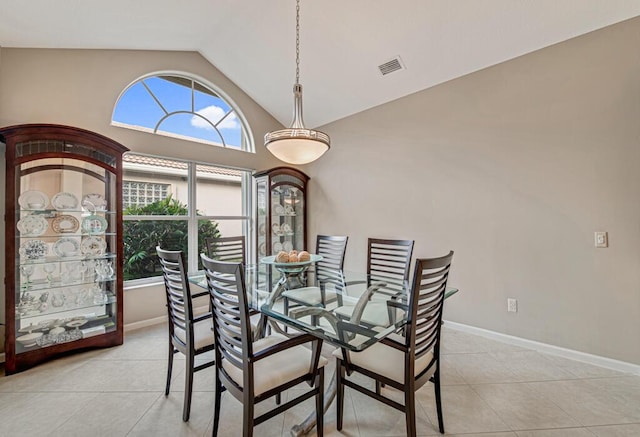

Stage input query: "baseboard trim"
[
  {"left": 124, "top": 315, "right": 166, "bottom": 332},
  {"left": 444, "top": 320, "right": 640, "bottom": 376},
  {"left": 123, "top": 305, "right": 209, "bottom": 333}
]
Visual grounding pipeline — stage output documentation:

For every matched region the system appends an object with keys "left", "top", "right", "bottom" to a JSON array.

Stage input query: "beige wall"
[
  {"left": 0, "top": 48, "right": 282, "bottom": 170},
  {"left": 0, "top": 48, "right": 283, "bottom": 326},
  {"left": 308, "top": 17, "right": 640, "bottom": 365}
]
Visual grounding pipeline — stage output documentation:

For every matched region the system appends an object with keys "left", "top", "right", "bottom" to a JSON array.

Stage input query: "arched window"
[{"left": 112, "top": 73, "right": 253, "bottom": 152}]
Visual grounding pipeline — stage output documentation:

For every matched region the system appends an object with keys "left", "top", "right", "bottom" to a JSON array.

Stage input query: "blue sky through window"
[{"left": 113, "top": 76, "right": 244, "bottom": 148}]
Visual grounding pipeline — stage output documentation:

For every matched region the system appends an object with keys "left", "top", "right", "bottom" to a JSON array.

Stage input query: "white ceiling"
[{"left": 1, "top": 1, "right": 639, "bottom": 128}]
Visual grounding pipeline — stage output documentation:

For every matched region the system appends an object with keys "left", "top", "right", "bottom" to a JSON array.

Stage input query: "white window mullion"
[{"left": 187, "top": 162, "right": 198, "bottom": 272}]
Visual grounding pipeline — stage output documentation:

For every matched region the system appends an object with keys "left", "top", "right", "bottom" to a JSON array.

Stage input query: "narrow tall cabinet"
[
  {"left": 254, "top": 166, "right": 309, "bottom": 264},
  {"left": 1, "top": 124, "right": 129, "bottom": 374}
]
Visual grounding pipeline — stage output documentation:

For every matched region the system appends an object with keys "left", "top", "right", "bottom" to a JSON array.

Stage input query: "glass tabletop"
[{"left": 189, "top": 264, "right": 458, "bottom": 351}]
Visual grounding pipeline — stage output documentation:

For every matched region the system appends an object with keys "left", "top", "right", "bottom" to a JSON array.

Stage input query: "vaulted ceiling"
[{"left": 1, "top": 0, "right": 639, "bottom": 127}]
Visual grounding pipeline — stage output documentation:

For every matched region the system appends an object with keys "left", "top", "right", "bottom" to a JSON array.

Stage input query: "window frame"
[
  {"left": 111, "top": 71, "right": 255, "bottom": 153},
  {"left": 123, "top": 152, "right": 253, "bottom": 287}
]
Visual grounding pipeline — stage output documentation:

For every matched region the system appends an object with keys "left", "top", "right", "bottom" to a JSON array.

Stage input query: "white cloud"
[{"left": 191, "top": 105, "right": 240, "bottom": 130}]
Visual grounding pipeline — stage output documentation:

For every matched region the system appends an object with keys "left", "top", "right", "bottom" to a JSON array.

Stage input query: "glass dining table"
[{"left": 189, "top": 262, "right": 458, "bottom": 436}]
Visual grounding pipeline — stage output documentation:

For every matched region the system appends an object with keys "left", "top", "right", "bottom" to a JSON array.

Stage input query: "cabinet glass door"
[
  {"left": 271, "top": 184, "right": 305, "bottom": 255},
  {"left": 15, "top": 157, "right": 117, "bottom": 352}
]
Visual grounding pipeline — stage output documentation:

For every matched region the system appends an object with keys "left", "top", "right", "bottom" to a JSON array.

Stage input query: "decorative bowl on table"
[{"left": 261, "top": 253, "right": 322, "bottom": 273}]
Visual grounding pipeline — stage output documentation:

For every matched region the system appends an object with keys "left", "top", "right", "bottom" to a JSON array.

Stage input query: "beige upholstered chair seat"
[
  {"left": 223, "top": 334, "right": 328, "bottom": 396},
  {"left": 333, "top": 301, "right": 395, "bottom": 326},
  {"left": 332, "top": 333, "right": 434, "bottom": 383},
  {"left": 282, "top": 286, "right": 337, "bottom": 306},
  {"left": 175, "top": 319, "right": 215, "bottom": 350}
]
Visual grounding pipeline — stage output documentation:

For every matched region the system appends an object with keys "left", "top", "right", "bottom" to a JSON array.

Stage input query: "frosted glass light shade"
[
  {"left": 265, "top": 84, "right": 330, "bottom": 165},
  {"left": 265, "top": 130, "right": 329, "bottom": 165}
]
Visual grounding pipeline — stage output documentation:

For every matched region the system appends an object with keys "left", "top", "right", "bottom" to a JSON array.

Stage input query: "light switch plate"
[{"left": 595, "top": 231, "right": 608, "bottom": 248}]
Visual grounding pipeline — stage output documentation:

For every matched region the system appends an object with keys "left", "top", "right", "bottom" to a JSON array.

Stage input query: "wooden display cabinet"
[
  {"left": 1, "top": 124, "right": 128, "bottom": 374},
  {"left": 254, "top": 166, "right": 309, "bottom": 265}
]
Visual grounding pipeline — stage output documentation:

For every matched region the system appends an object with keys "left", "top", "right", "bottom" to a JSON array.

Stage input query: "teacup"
[{"left": 28, "top": 202, "right": 44, "bottom": 209}]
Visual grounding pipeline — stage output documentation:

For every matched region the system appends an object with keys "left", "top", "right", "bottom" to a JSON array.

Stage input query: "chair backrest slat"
[
  {"left": 367, "top": 238, "right": 414, "bottom": 283},
  {"left": 314, "top": 235, "right": 348, "bottom": 290},
  {"left": 206, "top": 236, "right": 246, "bottom": 264},
  {"left": 316, "top": 235, "right": 348, "bottom": 272},
  {"left": 406, "top": 251, "right": 454, "bottom": 365},
  {"left": 157, "top": 247, "right": 195, "bottom": 346},
  {"left": 201, "top": 255, "right": 252, "bottom": 377}
]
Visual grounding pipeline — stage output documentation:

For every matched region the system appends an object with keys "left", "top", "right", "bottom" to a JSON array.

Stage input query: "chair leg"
[
  {"left": 434, "top": 368, "right": 445, "bottom": 434},
  {"left": 165, "top": 343, "right": 174, "bottom": 396},
  {"left": 315, "top": 367, "right": 324, "bottom": 437},
  {"left": 183, "top": 353, "right": 195, "bottom": 421},
  {"left": 336, "top": 360, "right": 345, "bottom": 431},
  {"left": 404, "top": 389, "right": 417, "bottom": 437},
  {"left": 212, "top": 368, "right": 222, "bottom": 437},
  {"left": 283, "top": 298, "right": 289, "bottom": 333},
  {"left": 242, "top": 395, "right": 254, "bottom": 437}
]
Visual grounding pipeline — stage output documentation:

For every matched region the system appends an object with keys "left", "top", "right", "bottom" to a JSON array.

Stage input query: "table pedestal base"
[{"left": 290, "top": 369, "right": 337, "bottom": 437}]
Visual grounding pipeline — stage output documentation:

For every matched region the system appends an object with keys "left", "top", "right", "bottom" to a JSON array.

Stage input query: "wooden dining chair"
[
  {"left": 205, "top": 235, "right": 246, "bottom": 263},
  {"left": 333, "top": 238, "right": 414, "bottom": 326},
  {"left": 200, "top": 254, "right": 327, "bottom": 437},
  {"left": 281, "top": 234, "right": 348, "bottom": 318},
  {"left": 334, "top": 251, "right": 454, "bottom": 436},
  {"left": 156, "top": 246, "right": 216, "bottom": 422}
]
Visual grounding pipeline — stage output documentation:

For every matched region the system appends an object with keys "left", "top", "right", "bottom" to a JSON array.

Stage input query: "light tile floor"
[{"left": 1, "top": 324, "right": 639, "bottom": 437}]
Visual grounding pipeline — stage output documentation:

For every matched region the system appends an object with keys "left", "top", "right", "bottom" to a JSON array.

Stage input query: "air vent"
[{"left": 378, "top": 56, "right": 405, "bottom": 76}]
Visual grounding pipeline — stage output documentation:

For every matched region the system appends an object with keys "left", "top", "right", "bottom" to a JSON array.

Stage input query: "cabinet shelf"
[
  {"left": 18, "top": 209, "right": 116, "bottom": 215},
  {"left": 17, "top": 275, "right": 116, "bottom": 292},
  {"left": 18, "top": 253, "right": 117, "bottom": 265},
  {"left": 17, "top": 294, "right": 117, "bottom": 321},
  {"left": 17, "top": 232, "right": 116, "bottom": 239}
]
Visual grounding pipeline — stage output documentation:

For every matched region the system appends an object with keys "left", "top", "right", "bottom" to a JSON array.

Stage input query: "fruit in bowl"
[
  {"left": 275, "top": 251, "right": 290, "bottom": 263},
  {"left": 298, "top": 251, "right": 310, "bottom": 262},
  {"left": 274, "top": 249, "right": 312, "bottom": 263}
]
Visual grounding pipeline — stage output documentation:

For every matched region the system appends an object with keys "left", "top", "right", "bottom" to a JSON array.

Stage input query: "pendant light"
[{"left": 264, "top": 0, "right": 330, "bottom": 165}]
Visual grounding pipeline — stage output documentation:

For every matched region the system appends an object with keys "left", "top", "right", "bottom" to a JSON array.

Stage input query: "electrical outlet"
[
  {"left": 595, "top": 231, "right": 608, "bottom": 248},
  {"left": 507, "top": 298, "right": 518, "bottom": 313}
]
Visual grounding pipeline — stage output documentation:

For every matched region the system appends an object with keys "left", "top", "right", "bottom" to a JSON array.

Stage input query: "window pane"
[
  {"left": 196, "top": 164, "right": 243, "bottom": 216},
  {"left": 112, "top": 74, "right": 253, "bottom": 152},
  {"left": 158, "top": 112, "right": 224, "bottom": 146},
  {"left": 123, "top": 219, "right": 188, "bottom": 281},
  {"left": 143, "top": 76, "right": 191, "bottom": 114},
  {"left": 123, "top": 155, "right": 189, "bottom": 214},
  {"left": 112, "top": 82, "right": 166, "bottom": 130}
]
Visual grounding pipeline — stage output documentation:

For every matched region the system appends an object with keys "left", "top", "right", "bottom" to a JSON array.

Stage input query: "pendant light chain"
[
  {"left": 295, "top": 0, "right": 300, "bottom": 84},
  {"left": 263, "top": 0, "right": 330, "bottom": 164}
]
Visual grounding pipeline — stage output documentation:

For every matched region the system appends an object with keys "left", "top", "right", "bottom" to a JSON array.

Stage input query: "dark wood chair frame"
[
  {"left": 201, "top": 255, "right": 325, "bottom": 437},
  {"left": 365, "top": 237, "right": 415, "bottom": 293},
  {"left": 336, "top": 251, "right": 454, "bottom": 436},
  {"left": 157, "top": 246, "right": 216, "bottom": 422},
  {"left": 205, "top": 235, "right": 246, "bottom": 263},
  {"left": 335, "top": 238, "right": 414, "bottom": 326},
  {"left": 283, "top": 234, "right": 349, "bottom": 320}
]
